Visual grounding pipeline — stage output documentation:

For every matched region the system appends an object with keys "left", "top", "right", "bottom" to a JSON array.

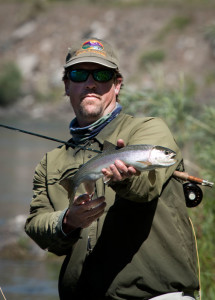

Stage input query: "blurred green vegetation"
[
  {"left": 120, "top": 77, "right": 215, "bottom": 299},
  {"left": 204, "top": 24, "right": 215, "bottom": 42},
  {"left": 139, "top": 50, "right": 166, "bottom": 67},
  {"left": 204, "top": 24, "right": 215, "bottom": 57},
  {"left": 0, "top": 62, "right": 23, "bottom": 107},
  {"left": 192, "top": 106, "right": 215, "bottom": 299},
  {"left": 120, "top": 74, "right": 197, "bottom": 147},
  {"left": 155, "top": 16, "right": 193, "bottom": 42},
  {"left": 205, "top": 71, "right": 215, "bottom": 86}
]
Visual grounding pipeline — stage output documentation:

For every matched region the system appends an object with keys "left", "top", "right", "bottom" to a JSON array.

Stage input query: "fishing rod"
[
  {"left": 0, "top": 123, "right": 102, "bottom": 153},
  {"left": 173, "top": 170, "right": 213, "bottom": 187},
  {"left": 0, "top": 123, "right": 214, "bottom": 187}
]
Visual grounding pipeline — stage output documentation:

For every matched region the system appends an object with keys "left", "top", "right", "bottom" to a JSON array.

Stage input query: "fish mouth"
[
  {"left": 163, "top": 151, "right": 176, "bottom": 165},
  {"left": 164, "top": 154, "right": 176, "bottom": 165},
  {"left": 169, "top": 152, "right": 176, "bottom": 159}
]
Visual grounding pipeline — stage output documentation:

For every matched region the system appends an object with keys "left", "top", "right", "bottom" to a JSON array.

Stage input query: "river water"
[{"left": 0, "top": 115, "right": 72, "bottom": 300}]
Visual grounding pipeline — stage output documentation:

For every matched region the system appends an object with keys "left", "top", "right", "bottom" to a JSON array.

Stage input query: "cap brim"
[{"left": 64, "top": 56, "right": 118, "bottom": 69}]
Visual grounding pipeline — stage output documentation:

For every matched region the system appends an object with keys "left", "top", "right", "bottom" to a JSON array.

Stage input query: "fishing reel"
[{"left": 183, "top": 182, "right": 203, "bottom": 208}]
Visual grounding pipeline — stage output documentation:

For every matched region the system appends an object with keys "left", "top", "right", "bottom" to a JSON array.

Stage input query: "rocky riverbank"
[{"left": 1, "top": 1, "right": 215, "bottom": 111}]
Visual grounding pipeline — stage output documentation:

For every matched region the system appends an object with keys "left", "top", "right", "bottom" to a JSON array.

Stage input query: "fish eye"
[{"left": 164, "top": 150, "right": 170, "bottom": 155}]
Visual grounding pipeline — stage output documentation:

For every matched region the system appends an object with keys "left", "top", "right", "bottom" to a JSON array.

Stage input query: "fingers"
[
  {"left": 101, "top": 167, "right": 113, "bottom": 182},
  {"left": 73, "top": 193, "right": 91, "bottom": 205},
  {"left": 63, "top": 195, "right": 106, "bottom": 232},
  {"left": 102, "top": 159, "right": 140, "bottom": 183},
  {"left": 83, "top": 196, "right": 106, "bottom": 210},
  {"left": 81, "top": 199, "right": 106, "bottom": 228},
  {"left": 107, "top": 139, "right": 140, "bottom": 181},
  {"left": 75, "top": 196, "right": 106, "bottom": 229}
]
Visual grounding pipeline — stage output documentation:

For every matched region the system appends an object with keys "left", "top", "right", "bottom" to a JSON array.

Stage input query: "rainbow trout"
[{"left": 60, "top": 142, "right": 176, "bottom": 206}]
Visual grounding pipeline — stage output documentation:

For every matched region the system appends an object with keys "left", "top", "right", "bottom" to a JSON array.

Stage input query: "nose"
[{"left": 85, "top": 74, "right": 97, "bottom": 89}]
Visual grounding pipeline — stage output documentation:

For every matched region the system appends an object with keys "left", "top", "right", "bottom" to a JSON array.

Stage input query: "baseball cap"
[{"left": 64, "top": 38, "right": 119, "bottom": 69}]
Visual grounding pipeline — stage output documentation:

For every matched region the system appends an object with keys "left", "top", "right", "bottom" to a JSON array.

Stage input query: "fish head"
[{"left": 149, "top": 146, "right": 176, "bottom": 166}]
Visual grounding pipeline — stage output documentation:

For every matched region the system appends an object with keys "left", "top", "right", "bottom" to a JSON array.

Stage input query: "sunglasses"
[{"left": 67, "top": 69, "right": 115, "bottom": 83}]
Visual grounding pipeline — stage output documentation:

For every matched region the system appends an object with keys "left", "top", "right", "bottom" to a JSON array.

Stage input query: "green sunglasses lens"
[
  {"left": 69, "top": 70, "right": 88, "bottom": 82},
  {"left": 94, "top": 70, "right": 114, "bottom": 82},
  {"left": 68, "top": 69, "right": 114, "bottom": 82}
]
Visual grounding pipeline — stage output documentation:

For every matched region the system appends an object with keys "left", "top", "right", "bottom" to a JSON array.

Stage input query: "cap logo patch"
[
  {"left": 76, "top": 39, "right": 106, "bottom": 57},
  {"left": 82, "top": 40, "right": 104, "bottom": 51}
]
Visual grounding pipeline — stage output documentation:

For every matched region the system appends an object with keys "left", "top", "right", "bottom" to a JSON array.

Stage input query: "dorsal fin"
[{"left": 103, "top": 140, "right": 118, "bottom": 151}]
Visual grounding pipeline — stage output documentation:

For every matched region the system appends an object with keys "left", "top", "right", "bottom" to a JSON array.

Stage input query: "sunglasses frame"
[{"left": 67, "top": 69, "right": 115, "bottom": 83}]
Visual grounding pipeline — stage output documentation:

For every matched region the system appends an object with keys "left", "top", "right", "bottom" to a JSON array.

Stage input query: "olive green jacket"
[{"left": 25, "top": 113, "right": 199, "bottom": 300}]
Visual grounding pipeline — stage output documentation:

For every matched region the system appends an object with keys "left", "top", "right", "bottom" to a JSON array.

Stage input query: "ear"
[{"left": 114, "top": 77, "right": 123, "bottom": 96}]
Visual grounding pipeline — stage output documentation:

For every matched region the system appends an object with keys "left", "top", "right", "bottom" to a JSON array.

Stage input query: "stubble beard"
[{"left": 78, "top": 97, "right": 103, "bottom": 122}]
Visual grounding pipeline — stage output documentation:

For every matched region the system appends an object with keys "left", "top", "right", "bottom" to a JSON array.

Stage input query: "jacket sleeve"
[
  {"left": 25, "top": 154, "right": 81, "bottom": 256},
  {"left": 109, "top": 117, "right": 183, "bottom": 202}
]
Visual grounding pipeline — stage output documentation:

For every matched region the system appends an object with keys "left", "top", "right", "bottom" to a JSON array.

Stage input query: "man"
[{"left": 25, "top": 38, "right": 199, "bottom": 300}]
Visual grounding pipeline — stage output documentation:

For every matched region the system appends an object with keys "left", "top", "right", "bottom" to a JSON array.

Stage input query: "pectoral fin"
[
  {"left": 103, "top": 176, "right": 111, "bottom": 184},
  {"left": 84, "top": 180, "right": 96, "bottom": 196},
  {"left": 101, "top": 167, "right": 113, "bottom": 184},
  {"left": 137, "top": 161, "right": 152, "bottom": 166}
]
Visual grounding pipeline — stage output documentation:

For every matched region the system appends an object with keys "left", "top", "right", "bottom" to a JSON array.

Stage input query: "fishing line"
[
  {"left": 0, "top": 287, "right": 7, "bottom": 300},
  {"left": 0, "top": 124, "right": 102, "bottom": 154},
  {"left": 189, "top": 217, "right": 202, "bottom": 300},
  {"left": 0, "top": 123, "right": 214, "bottom": 188}
]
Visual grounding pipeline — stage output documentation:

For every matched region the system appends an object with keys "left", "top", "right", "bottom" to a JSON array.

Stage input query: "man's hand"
[
  {"left": 102, "top": 139, "right": 140, "bottom": 182},
  {"left": 62, "top": 193, "right": 106, "bottom": 233}
]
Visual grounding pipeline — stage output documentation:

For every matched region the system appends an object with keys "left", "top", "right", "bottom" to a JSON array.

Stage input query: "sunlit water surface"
[{"left": 0, "top": 116, "right": 72, "bottom": 300}]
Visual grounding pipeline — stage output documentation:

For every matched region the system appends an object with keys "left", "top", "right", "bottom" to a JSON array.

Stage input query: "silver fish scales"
[{"left": 60, "top": 142, "right": 176, "bottom": 206}]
